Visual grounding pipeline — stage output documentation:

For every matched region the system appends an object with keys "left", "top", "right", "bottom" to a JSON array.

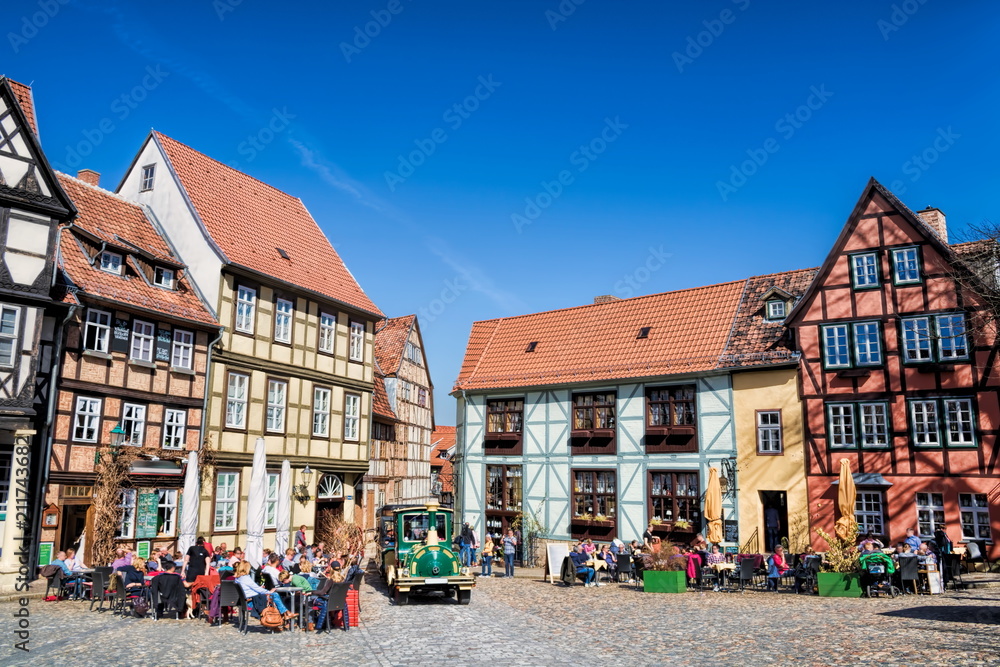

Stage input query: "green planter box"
[
  {"left": 817, "top": 572, "right": 862, "bottom": 597},
  {"left": 643, "top": 570, "right": 687, "bottom": 593}
]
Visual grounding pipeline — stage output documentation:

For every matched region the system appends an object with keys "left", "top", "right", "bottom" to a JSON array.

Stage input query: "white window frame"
[
  {"left": 318, "top": 312, "right": 336, "bottom": 354},
  {"left": 130, "top": 319, "right": 155, "bottom": 362},
  {"left": 214, "top": 472, "right": 239, "bottom": 531},
  {"left": 902, "top": 317, "right": 932, "bottom": 362},
  {"left": 944, "top": 398, "right": 975, "bottom": 447},
  {"left": 235, "top": 285, "right": 256, "bottom": 334},
  {"left": 765, "top": 300, "right": 786, "bottom": 320},
  {"left": 859, "top": 402, "right": 890, "bottom": 448},
  {"left": 153, "top": 266, "right": 175, "bottom": 289},
  {"left": 756, "top": 410, "right": 782, "bottom": 453},
  {"left": 892, "top": 247, "right": 920, "bottom": 284},
  {"left": 405, "top": 341, "right": 423, "bottom": 365},
  {"left": 349, "top": 321, "right": 364, "bottom": 361},
  {"left": 140, "top": 164, "right": 156, "bottom": 191},
  {"left": 117, "top": 489, "right": 137, "bottom": 539},
  {"left": 73, "top": 396, "right": 102, "bottom": 443},
  {"left": 225, "top": 372, "right": 249, "bottom": 429},
  {"left": 852, "top": 321, "right": 882, "bottom": 367},
  {"left": 83, "top": 308, "right": 111, "bottom": 353},
  {"left": 418, "top": 387, "right": 428, "bottom": 407},
  {"left": 344, "top": 393, "right": 360, "bottom": 441},
  {"left": 936, "top": 313, "right": 969, "bottom": 361},
  {"left": 0, "top": 304, "right": 19, "bottom": 367},
  {"left": 171, "top": 329, "right": 193, "bottom": 369},
  {"left": 915, "top": 492, "right": 944, "bottom": 541},
  {"left": 851, "top": 252, "right": 879, "bottom": 288},
  {"left": 157, "top": 488, "right": 178, "bottom": 537},
  {"left": 910, "top": 399, "right": 939, "bottom": 447},
  {"left": 121, "top": 403, "right": 146, "bottom": 446},
  {"left": 274, "top": 298, "right": 293, "bottom": 344},
  {"left": 827, "top": 403, "right": 856, "bottom": 448},
  {"left": 162, "top": 408, "right": 186, "bottom": 449},
  {"left": 313, "top": 387, "right": 331, "bottom": 437},
  {"left": 266, "top": 379, "right": 287, "bottom": 433},
  {"left": 264, "top": 472, "right": 279, "bottom": 529},
  {"left": 959, "top": 493, "right": 992, "bottom": 542},
  {"left": 100, "top": 251, "right": 123, "bottom": 275},
  {"left": 855, "top": 491, "right": 885, "bottom": 536},
  {"left": 822, "top": 324, "right": 850, "bottom": 369},
  {"left": 401, "top": 381, "right": 411, "bottom": 402}
]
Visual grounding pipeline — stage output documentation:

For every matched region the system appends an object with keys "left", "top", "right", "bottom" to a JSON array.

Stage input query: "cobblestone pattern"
[{"left": 2, "top": 572, "right": 999, "bottom": 666}]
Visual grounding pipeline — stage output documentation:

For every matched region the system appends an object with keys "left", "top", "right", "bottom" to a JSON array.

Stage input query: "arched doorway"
[{"left": 315, "top": 473, "right": 344, "bottom": 532}]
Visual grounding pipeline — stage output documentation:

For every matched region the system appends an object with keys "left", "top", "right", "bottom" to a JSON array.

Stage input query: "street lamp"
[
  {"left": 96, "top": 422, "right": 127, "bottom": 465},
  {"left": 294, "top": 465, "right": 313, "bottom": 504},
  {"left": 719, "top": 456, "right": 737, "bottom": 498}
]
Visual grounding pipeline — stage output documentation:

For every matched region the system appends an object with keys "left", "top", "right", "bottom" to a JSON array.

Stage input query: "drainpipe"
[{"left": 200, "top": 327, "right": 225, "bottom": 448}]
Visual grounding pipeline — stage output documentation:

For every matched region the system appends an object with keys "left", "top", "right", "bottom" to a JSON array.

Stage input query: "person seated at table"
[
  {"left": 262, "top": 554, "right": 282, "bottom": 587},
  {"left": 858, "top": 532, "right": 884, "bottom": 550},
  {"left": 344, "top": 555, "right": 363, "bottom": 581},
  {"left": 111, "top": 548, "right": 132, "bottom": 570},
  {"left": 233, "top": 561, "right": 296, "bottom": 621},
  {"left": 327, "top": 562, "right": 347, "bottom": 584},
  {"left": 118, "top": 556, "right": 147, "bottom": 590},
  {"left": 173, "top": 551, "right": 184, "bottom": 568},
  {"left": 766, "top": 545, "right": 791, "bottom": 591},
  {"left": 64, "top": 548, "right": 87, "bottom": 572},
  {"left": 917, "top": 543, "right": 937, "bottom": 565},
  {"left": 292, "top": 555, "right": 311, "bottom": 576},
  {"left": 903, "top": 528, "right": 921, "bottom": 553},
  {"left": 279, "top": 569, "right": 313, "bottom": 593},
  {"left": 610, "top": 538, "right": 624, "bottom": 555},
  {"left": 281, "top": 548, "right": 297, "bottom": 570},
  {"left": 151, "top": 561, "right": 187, "bottom": 617},
  {"left": 569, "top": 545, "right": 597, "bottom": 587},
  {"left": 230, "top": 547, "right": 244, "bottom": 564},
  {"left": 599, "top": 544, "right": 617, "bottom": 581},
  {"left": 629, "top": 540, "right": 642, "bottom": 555},
  {"left": 50, "top": 550, "right": 73, "bottom": 577},
  {"left": 706, "top": 544, "right": 727, "bottom": 566},
  {"left": 859, "top": 540, "right": 879, "bottom": 555},
  {"left": 581, "top": 539, "right": 597, "bottom": 556}
]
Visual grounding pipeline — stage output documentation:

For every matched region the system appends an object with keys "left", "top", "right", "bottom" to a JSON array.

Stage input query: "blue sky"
[{"left": 7, "top": 0, "right": 1000, "bottom": 424}]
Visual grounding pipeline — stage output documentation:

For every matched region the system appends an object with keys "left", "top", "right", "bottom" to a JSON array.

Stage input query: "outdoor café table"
[
  {"left": 69, "top": 569, "right": 95, "bottom": 600},
  {"left": 274, "top": 586, "right": 306, "bottom": 630},
  {"left": 711, "top": 562, "right": 736, "bottom": 590}
]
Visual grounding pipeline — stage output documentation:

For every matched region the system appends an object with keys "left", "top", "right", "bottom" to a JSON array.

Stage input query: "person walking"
[
  {"left": 502, "top": 529, "right": 518, "bottom": 578},
  {"left": 459, "top": 522, "right": 473, "bottom": 567}
]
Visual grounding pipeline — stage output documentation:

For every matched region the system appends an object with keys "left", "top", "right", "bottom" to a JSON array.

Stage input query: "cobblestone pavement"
[{"left": 2, "top": 572, "right": 999, "bottom": 666}]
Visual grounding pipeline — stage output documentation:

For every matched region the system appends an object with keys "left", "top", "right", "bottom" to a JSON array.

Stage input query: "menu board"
[
  {"left": 38, "top": 542, "right": 54, "bottom": 566},
  {"left": 136, "top": 541, "right": 151, "bottom": 560},
  {"left": 155, "top": 328, "right": 172, "bottom": 362},
  {"left": 724, "top": 520, "right": 739, "bottom": 544},
  {"left": 136, "top": 492, "right": 160, "bottom": 539},
  {"left": 111, "top": 317, "right": 131, "bottom": 353}
]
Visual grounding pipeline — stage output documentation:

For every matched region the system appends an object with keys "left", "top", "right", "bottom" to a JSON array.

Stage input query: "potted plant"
[
  {"left": 642, "top": 546, "right": 688, "bottom": 593},
  {"left": 814, "top": 526, "right": 862, "bottom": 597}
]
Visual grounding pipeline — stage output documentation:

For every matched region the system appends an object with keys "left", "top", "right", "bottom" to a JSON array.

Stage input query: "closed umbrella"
[
  {"left": 274, "top": 460, "right": 291, "bottom": 555},
  {"left": 245, "top": 437, "right": 267, "bottom": 569},
  {"left": 178, "top": 451, "right": 200, "bottom": 556},
  {"left": 705, "top": 467, "right": 723, "bottom": 544},
  {"left": 834, "top": 458, "right": 857, "bottom": 541}
]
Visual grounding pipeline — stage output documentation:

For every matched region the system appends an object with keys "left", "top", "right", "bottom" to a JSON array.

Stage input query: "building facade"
[
  {"left": 117, "top": 132, "right": 383, "bottom": 550},
  {"left": 430, "top": 425, "right": 456, "bottom": 508}
]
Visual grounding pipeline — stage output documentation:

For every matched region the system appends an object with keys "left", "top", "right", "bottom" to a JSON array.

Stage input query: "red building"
[{"left": 788, "top": 179, "right": 999, "bottom": 558}]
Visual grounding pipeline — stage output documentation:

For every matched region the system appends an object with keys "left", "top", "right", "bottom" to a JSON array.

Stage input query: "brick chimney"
[
  {"left": 593, "top": 295, "right": 621, "bottom": 305},
  {"left": 918, "top": 207, "right": 947, "bottom": 243},
  {"left": 77, "top": 169, "right": 100, "bottom": 187}
]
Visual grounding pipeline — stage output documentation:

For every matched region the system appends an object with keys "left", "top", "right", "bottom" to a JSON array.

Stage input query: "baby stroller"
[{"left": 859, "top": 552, "right": 899, "bottom": 598}]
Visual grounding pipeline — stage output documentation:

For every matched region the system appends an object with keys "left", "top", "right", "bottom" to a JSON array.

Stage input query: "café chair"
[
  {"left": 89, "top": 571, "right": 115, "bottom": 611},
  {"left": 964, "top": 541, "right": 992, "bottom": 573},
  {"left": 218, "top": 581, "right": 249, "bottom": 635},
  {"left": 616, "top": 555, "right": 634, "bottom": 583},
  {"left": 896, "top": 555, "right": 920, "bottom": 595}
]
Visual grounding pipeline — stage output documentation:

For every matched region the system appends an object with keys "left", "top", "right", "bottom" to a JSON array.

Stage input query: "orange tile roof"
[
  {"left": 153, "top": 132, "right": 382, "bottom": 317},
  {"left": 374, "top": 315, "right": 415, "bottom": 376},
  {"left": 57, "top": 173, "right": 217, "bottom": 326},
  {"left": 4, "top": 79, "right": 37, "bottom": 136},
  {"left": 453, "top": 280, "right": 747, "bottom": 391},
  {"left": 372, "top": 372, "right": 397, "bottom": 421},
  {"left": 430, "top": 426, "right": 456, "bottom": 494}
]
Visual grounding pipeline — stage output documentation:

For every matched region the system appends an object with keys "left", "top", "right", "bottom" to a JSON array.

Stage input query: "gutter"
[{"left": 200, "top": 327, "right": 226, "bottom": 453}]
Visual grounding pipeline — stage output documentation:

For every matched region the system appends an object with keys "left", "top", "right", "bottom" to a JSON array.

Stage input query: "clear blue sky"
[{"left": 7, "top": 0, "right": 1000, "bottom": 424}]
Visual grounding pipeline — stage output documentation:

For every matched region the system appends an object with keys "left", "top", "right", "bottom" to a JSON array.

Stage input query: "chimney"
[
  {"left": 593, "top": 295, "right": 621, "bottom": 305},
  {"left": 77, "top": 169, "right": 100, "bottom": 187},
  {"left": 918, "top": 207, "right": 947, "bottom": 243}
]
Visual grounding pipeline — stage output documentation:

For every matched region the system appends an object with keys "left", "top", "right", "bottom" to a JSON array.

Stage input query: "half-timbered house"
[{"left": 431, "top": 425, "right": 456, "bottom": 508}]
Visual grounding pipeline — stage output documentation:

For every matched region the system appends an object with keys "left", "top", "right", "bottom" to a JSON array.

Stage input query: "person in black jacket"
[{"left": 151, "top": 561, "right": 187, "bottom": 617}]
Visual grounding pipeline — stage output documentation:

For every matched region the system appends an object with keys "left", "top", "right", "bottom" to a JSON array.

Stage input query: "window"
[
  {"left": 349, "top": 321, "right": 365, "bottom": 361},
  {"left": 140, "top": 164, "right": 156, "bottom": 191},
  {"left": 130, "top": 320, "right": 155, "bottom": 362},
  {"left": 822, "top": 324, "right": 850, "bottom": 369},
  {"left": 83, "top": 309, "right": 111, "bottom": 353},
  {"left": 264, "top": 472, "right": 279, "bottom": 529},
  {"left": 372, "top": 421, "right": 395, "bottom": 441},
  {"left": 153, "top": 266, "right": 174, "bottom": 289},
  {"left": 827, "top": 403, "right": 856, "bottom": 448},
  {"left": 902, "top": 317, "right": 932, "bottom": 362},
  {"left": 121, "top": 403, "right": 146, "bottom": 446},
  {"left": 827, "top": 402, "right": 890, "bottom": 449},
  {"left": 401, "top": 381, "right": 411, "bottom": 402},
  {"left": 117, "top": 489, "right": 137, "bottom": 539},
  {"left": 851, "top": 252, "right": 880, "bottom": 288},
  {"left": 225, "top": 372, "right": 249, "bottom": 429},
  {"left": 766, "top": 300, "right": 786, "bottom": 320},
  {"left": 892, "top": 247, "right": 921, "bottom": 284},
  {"left": 756, "top": 411, "right": 782, "bottom": 453},
  {"left": 162, "top": 409, "right": 186, "bottom": 449},
  {"left": 572, "top": 392, "right": 617, "bottom": 431},
  {"left": 859, "top": 403, "right": 890, "bottom": 448},
  {"left": 822, "top": 322, "right": 882, "bottom": 369},
  {"left": 318, "top": 312, "right": 335, "bottom": 353},
  {"left": 235, "top": 285, "right": 256, "bottom": 334},
  {"left": 266, "top": 379, "right": 287, "bottom": 433},
  {"left": 214, "top": 472, "right": 239, "bottom": 531},
  {"left": 944, "top": 398, "right": 975, "bottom": 446},
  {"left": 100, "top": 251, "right": 123, "bottom": 275},
  {"left": 0, "top": 305, "right": 18, "bottom": 366},
  {"left": 936, "top": 314, "right": 968, "bottom": 360},
  {"left": 344, "top": 393, "right": 360, "bottom": 441},
  {"left": 855, "top": 491, "right": 885, "bottom": 536},
  {"left": 909, "top": 400, "right": 940, "bottom": 447},
  {"left": 157, "top": 489, "right": 177, "bottom": 536},
  {"left": 0, "top": 453, "right": 9, "bottom": 511},
  {"left": 915, "top": 492, "right": 944, "bottom": 540},
  {"left": 852, "top": 322, "right": 882, "bottom": 366},
  {"left": 313, "top": 387, "right": 331, "bottom": 437},
  {"left": 418, "top": 387, "right": 428, "bottom": 407},
  {"left": 902, "top": 314, "right": 969, "bottom": 363},
  {"left": 73, "top": 396, "right": 101, "bottom": 442},
  {"left": 572, "top": 470, "right": 617, "bottom": 521},
  {"left": 171, "top": 329, "right": 193, "bottom": 369},
  {"left": 405, "top": 341, "right": 422, "bottom": 365},
  {"left": 649, "top": 471, "right": 700, "bottom": 526},
  {"left": 487, "top": 399, "right": 523, "bottom": 433},
  {"left": 486, "top": 465, "right": 522, "bottom": 513},
  {"left": 959, "top": 494, "right": 991, "bottom": 541},
  {"left": 647, "top": 386, "right": 696, "bottom": 429},
  {"left": 317, "top": 473, "right": 343, "bottom": 500},
  {"left": 274, "top": 298, "right": 293, "bottom": 343}
]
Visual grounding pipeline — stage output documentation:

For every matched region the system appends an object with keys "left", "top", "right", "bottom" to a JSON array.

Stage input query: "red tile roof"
[
  {"left": 430, "top": 426, "right": 456, "bottom": 494},
  {"left": 372, "top": 372, "right": 397, "bottom": 421},
  {"left": 374, "top": 315, "right": 415, "bottom": 376},
  {"left": 153, "top": 132, "right": 382, "bottom": 317},
  {"left": 57, "top": 173, "right": 217, "bottom": 326},
  {"left": 4, "top": 79, "right": 37, "bottom": 136},
  {"left": 453, "top": 280, "right": 747, "bottom": 391}
]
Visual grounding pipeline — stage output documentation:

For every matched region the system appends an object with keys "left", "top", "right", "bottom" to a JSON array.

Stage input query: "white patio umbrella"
[
  {"left": 178, "top": 451, "right": 200, "bottom": 556},
  {"left": 245, "top": 437, "right": 268, "bottom": 569},
  {"left": 274, "top": 460, "right": 292, "bottom": 555}
]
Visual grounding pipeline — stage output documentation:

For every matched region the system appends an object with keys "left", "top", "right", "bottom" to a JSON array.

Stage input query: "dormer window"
[
  {"left": 766, "top": 300, "right": 786, "bottom": 320},
  {"left": 153, "top": 266, "right": 175, "bottom": 289},
  {"left": 140, "top": 164, "right": 156, "bottom": 191},
  {"left": 100, "top": 251, "right": 123, "bottom": 275}
]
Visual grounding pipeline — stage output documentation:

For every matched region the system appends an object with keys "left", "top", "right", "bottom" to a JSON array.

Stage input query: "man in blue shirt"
[
  {"left": 904, "top": 528, "right": 921, "bottom": 552},
  {"left": 569, "top": 545, "right": 596, "bottom": 587}
]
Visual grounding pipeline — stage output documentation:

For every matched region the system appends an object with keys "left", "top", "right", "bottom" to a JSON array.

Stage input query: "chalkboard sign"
[
  {"left": 545, "top": 543, "right": 570, "bottom": 583},
  {"left": 155, "top": 328, "right": 172, "bottom": 362},
  {"left": 136, "top": 492, "right": 160, "bottom": 539},
  {"left": 724, "top": 520, "right": 739, "bottom": 544},
  {"left": 112, "top": 317, "right": 131, "bottom": 353},
  {"left": 38, "top": 542, "right": 53, "bottom": 566}
]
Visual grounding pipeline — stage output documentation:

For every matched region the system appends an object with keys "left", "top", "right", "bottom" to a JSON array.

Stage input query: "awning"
[
  {"left": 130, "top": 460, "right": 183, "bottom": 476},
  {"left": 831, "top": 473, "right": 893, "bottom": 488}
]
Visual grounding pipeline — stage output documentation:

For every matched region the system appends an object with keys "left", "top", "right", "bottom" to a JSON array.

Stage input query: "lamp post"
[
  {"left": 294, "top": 465, "right": 313, "bottom": 504},
  {"left": 96, "top": 422, "right": 127, "bottom": 465}
]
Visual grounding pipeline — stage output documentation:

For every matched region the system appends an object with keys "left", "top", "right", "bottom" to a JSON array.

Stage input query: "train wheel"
[
  {"left": 394, "top": 588, "right": 409, "bottom": 606},
  {"left": 457, "top": 590, "right": 471, "bottom": 605}
]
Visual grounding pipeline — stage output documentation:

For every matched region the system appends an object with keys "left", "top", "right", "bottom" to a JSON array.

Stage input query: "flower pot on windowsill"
[
  {"left": 643, "top": 570, "right": 687, "bottom": 593},
  {"left": 571, "top": 518, "right": 616, "bottom": 527},
  {"left": 486, "top": 432, "right": 520, "bottom": 442},
  {"left": 817, "top": 572, "right": 863, "bottom": 597},
  {"left": 591, "top": 428, "right": 614, "bottom": 438}
]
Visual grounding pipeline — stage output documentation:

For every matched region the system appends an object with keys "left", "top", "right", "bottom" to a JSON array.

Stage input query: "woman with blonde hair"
[{"left": 233, "top": 560, "right": 296, "bottom": 620}]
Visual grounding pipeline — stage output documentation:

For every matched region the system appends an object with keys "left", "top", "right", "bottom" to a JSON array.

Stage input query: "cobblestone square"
[{"left": 2, "top": 572, "right": 999, "bottom": 667}]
